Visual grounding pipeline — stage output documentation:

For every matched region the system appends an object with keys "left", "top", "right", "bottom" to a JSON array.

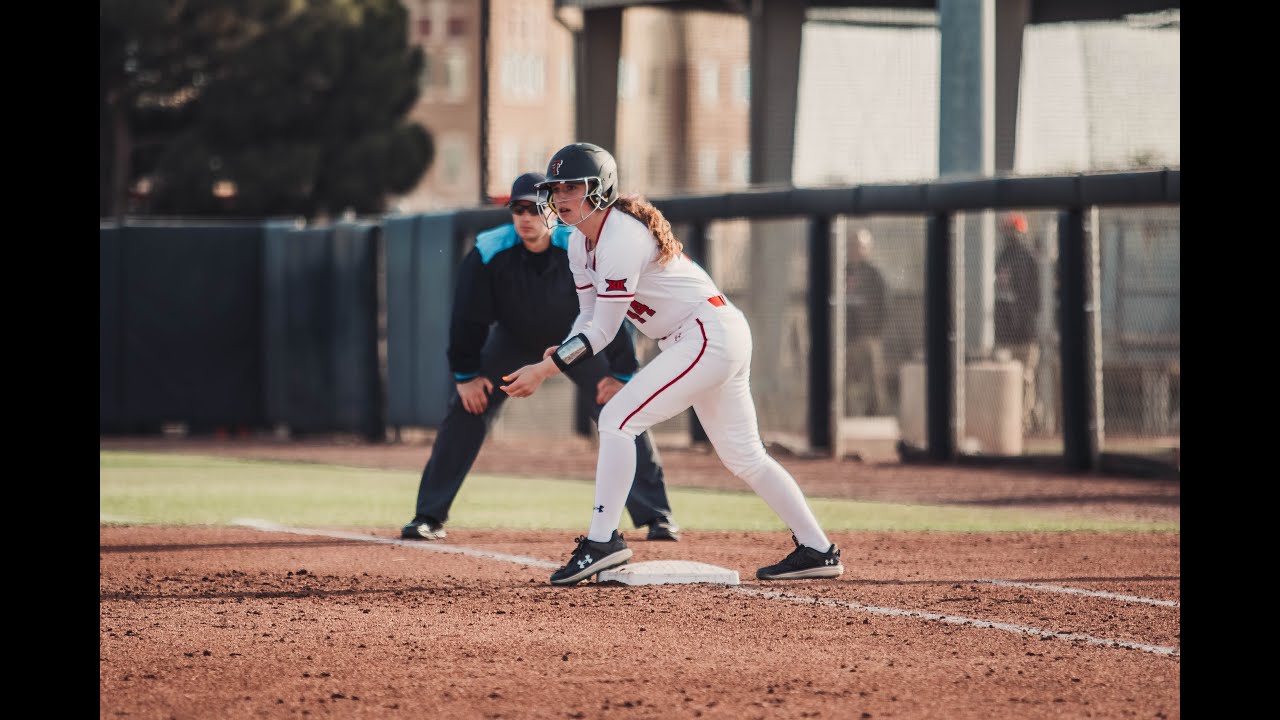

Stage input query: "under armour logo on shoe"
[
  {"left": 578, "top": 554, "right": 593, "bottom": 568},
  {"left": 594, "top": 505, "right": 604, "bottom": 513},
  {"left": 825, "top": 558, "right": 836, "bottom": 565}
]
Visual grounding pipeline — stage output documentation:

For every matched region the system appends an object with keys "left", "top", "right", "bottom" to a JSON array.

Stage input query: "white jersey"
[
  {"left": 555, "top": 204, "right": 832, "bottom": 557},
  {"left": 565, "top": 208, "right": 723, "bottom": 353}
]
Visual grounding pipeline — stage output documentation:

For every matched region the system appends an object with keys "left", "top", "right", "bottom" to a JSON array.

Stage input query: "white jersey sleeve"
[
  {"left": 563, "top": 211, "right": 656, "bottom": 355},
  {"left": 566, "top": 230, "right": 597, "bottom": 341},
  {"left": 564, "top": 223, "right": 635, "bottom": 355}
]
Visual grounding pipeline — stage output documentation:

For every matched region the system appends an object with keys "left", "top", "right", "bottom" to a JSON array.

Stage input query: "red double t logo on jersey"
[{"left": 605, "top": 278, "right": 628, "bottom": 292}]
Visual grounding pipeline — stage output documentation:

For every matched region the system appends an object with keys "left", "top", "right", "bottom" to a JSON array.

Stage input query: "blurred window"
[
  {"left": 447, "top": 17, "right": 465, "bottom": 37},
  {"left": 698, "top": 148, "right": 719, "bottom": 188},
  {"left": 418, "top": 18, "right": 432, "bottom": 37},
  {"left": 506, "top": 10, "right": 525, "bottom": 38},
  {"left": 731, "top": 149, "right": 750, "bottom": 186},
  {"left": 561, "top": 56, "right": 574, "bottom": 100},
  {"left": 733, "top": 64, "right": 750, "bottom": 107},
  {"left": 501, "top": 54, "right": 545, "bottom": 100},
  {"left": 526, "top": 143, "right": 546, "bottom": 174},
  {"left": 500, "top": 138, "right": 519, "bottom": 183},
  {"left": 700, "top": 61, "right": 720, "bottom": 106},
  {"left": 618, "top": 58, "right": 636, "bottom": 100},
  {"left": 441, "top": 139, "right": 466, "bottom": 183},
  {"left": 418, "top": 53, "right": 433, "bottom": 90},
  {"left": 445, "top": 50, "right": 467, "bottom": 100}
]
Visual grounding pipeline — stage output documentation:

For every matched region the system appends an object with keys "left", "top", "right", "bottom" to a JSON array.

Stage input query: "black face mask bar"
[{"left": 537, "top": 177, "right": 607, "bottom": 229}]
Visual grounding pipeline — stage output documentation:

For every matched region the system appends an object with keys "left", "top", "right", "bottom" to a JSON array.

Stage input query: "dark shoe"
[
  {"left": 400, "top": 518, "right": 446, "bottom": 540},
  {"left": 646, "top": 519, "right": 681, "bottom": 541},
  {"left": 756, "top": 534, "right": 843, "bottom": 580},
  {"left": 549, "top": 531, "right": 633, "bottom": 586}
]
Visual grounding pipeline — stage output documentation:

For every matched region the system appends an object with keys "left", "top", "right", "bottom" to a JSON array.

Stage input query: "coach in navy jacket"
[{"left": 400, "top": 172, "right": 679, "bottom": 542}]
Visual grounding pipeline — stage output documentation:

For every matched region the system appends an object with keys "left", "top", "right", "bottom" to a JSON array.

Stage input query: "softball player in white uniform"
[{"left": 500, "top": 143, "right": 843, "bottom": 586}]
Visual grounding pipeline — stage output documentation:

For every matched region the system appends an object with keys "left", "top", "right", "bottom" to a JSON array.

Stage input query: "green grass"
[{"left": 100, "top": 451, "right": 1178, "bottom": 533}]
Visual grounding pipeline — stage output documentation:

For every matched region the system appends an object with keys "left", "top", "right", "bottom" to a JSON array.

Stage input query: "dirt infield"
[{"left": 100, "top": 436, "right": 1180, "bottom": 718}]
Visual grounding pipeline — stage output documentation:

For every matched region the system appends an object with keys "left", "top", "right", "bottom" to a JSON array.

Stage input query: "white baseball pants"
[{"left": 586, "top": 301, "right": 832, "bottom": 552}]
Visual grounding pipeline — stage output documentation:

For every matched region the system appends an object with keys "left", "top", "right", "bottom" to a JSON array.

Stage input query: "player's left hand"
[
  {"left": 596, "top": 376, "right": 624, "bottom": 405},
  {"left": 500, "top": 358, "right": 556, "bottom": 398}
]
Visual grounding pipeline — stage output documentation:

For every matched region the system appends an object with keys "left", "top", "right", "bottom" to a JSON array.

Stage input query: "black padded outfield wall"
[
  {"left": 101, "top": 168, "right": 1178, "bottom": 476},
  {"left": 331, "top": 222, "right": 385, "bottom": 439},
  {"left": 384, "top": 213, "right": 458, "bottom": 429},
  {"left": 100, "top": 227, "right": 125, "bottom": 431},
  {"left": 100, "top": 221, "right": 383, "bottom": 438},
  {"left": 278, "top": 226, "right": 336, "bottom": 435},
  {"left": 262, "top": 221, "right": 384, "bottom": 439},
  {"left": 99, "top": 224, "right": 265, "bottom": 433}
]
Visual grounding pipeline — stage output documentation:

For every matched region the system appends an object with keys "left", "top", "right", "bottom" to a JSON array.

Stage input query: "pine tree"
[{"left": 101, "top": 0, "right": 433, "bottom": 219}]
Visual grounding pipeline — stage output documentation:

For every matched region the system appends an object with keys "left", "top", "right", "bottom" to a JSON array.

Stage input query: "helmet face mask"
[{"left": 535, "top": 143, "right": 618, "bottom": 226}]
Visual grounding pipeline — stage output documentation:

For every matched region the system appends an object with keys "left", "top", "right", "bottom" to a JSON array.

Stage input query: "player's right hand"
[
  {"left": 500, "top": 358, "right": 556, "bottom": 398},
  {"left": 457, "top": 377, "right": 494, "bottom": 415}
]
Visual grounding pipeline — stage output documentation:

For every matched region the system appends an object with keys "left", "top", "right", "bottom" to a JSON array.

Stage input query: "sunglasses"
[{"left": 510, "top": 203, "right": 541, "bottom": 217}]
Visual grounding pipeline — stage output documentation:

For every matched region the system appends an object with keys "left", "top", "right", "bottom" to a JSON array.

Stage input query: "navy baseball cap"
[{"left": 508, "top": 172, "right": 546, "bottom": 206}]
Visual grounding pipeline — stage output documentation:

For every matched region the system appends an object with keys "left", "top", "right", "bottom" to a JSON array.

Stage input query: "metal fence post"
[
  {"left": 926, "top": 212, "right": 959, "bottom": 461},
  {"left": 1059, "top": 207, "right": 1102, "bottom": 471},
  {"left": 807, "top": 215, "right": 833, "bottom": 451}
]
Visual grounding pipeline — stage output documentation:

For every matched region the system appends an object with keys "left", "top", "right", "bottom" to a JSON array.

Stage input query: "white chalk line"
[
  {"left": 228, "top": 520, "right": 1177, "bottom": 657},
  {"left": 731, "top": 587, "right": 1178, "bottom": 657},
  {"left": 231, "top": 519, "right": 559, "bottom": 568},
  {"left": 977, "top": 578, "right": 1179, "bottom": 607}
]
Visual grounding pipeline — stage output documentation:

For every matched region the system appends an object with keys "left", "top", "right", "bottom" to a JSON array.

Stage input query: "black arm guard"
[{"left": 550, "top": 333, "right": 594, "bottom": 373}]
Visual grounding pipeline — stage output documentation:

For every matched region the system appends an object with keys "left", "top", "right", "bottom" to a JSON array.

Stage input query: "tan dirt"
[{"left": 100, "top": 435, "right": 1179, "bottom": 719}]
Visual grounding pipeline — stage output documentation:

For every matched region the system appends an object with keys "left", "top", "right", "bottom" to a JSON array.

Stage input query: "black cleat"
[
  {"left": 756, "top": 534, "right": 843, "bottom": 580},
  {"left": 646, "top": 519, "right": 681, "bottom": 541},
  {"left": 400, "top": 518, "right": 446, "bottom": 540},
  {"left": 549, "top": 531, "right": 633, "bottom": 586}
]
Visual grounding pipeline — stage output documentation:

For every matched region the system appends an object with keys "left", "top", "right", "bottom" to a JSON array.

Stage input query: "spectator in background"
[
  {"left": 845, "top": 228, "right": 888, "bottom": 416},
  {"left": 993, "top": 211, "right": 1042, "bottom": 433}
]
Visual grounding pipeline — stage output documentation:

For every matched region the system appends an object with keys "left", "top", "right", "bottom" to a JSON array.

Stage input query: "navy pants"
[{"left": 412, "top": 329, "right": 674, "bottom": 528}]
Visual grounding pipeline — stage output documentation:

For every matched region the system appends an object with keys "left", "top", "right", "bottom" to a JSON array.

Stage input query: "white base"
[{"left": 598, "top": 560, "right": 740, "bottom": 586}]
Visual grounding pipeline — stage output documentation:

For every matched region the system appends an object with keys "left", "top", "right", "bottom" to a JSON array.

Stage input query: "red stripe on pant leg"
[{"left": 620, "top": 319, "right": 708, "bottom": 430}]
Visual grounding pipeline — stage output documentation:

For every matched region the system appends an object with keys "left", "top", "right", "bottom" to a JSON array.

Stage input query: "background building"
[
  {"left": 388, "top": 1, "right": 1178, "bottom": 458},
  {"left": 392, "top": 3, "right": 1178, "bottom": 210}
]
